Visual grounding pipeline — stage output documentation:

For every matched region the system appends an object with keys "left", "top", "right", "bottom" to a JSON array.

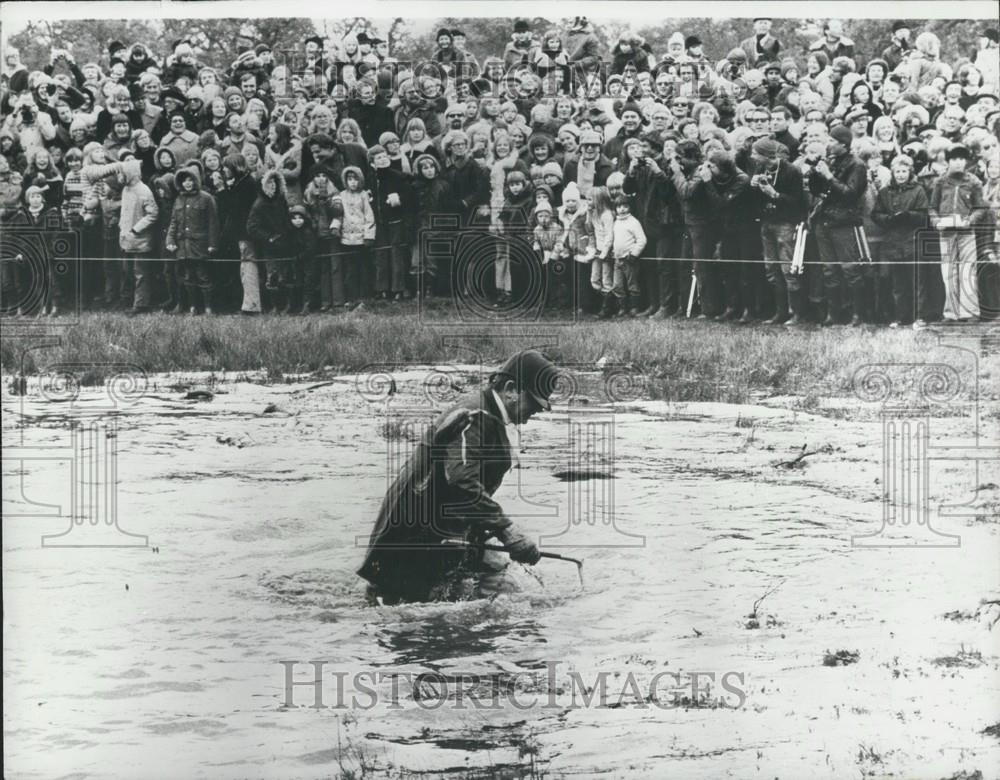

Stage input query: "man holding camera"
[
  {"left": 750, "top": 138, "right": 808, "bottom": 326},
  {"left": 807, "top": 124, "right": 868, "bottom": 326}
]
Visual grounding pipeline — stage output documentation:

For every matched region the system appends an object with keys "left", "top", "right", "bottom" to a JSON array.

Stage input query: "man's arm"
[
  {"left": 437, "top": 410, "right": 539, "bottom": 564},
  {"left": 441, "top": 414, "right": 511, "bottom": 535}
]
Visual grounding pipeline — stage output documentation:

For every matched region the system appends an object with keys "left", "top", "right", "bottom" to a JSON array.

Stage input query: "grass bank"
[{"left": 2, "top": 305, "right": 997, "bottom": 404}]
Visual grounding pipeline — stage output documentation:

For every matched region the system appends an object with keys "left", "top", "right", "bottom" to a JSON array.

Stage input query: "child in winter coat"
[
  {"left": 329, "top": 165, "right": 375, "bottom": 308},
  {"left": 610, "top": 195, "right": 646, "bottom": 316},
  {"left": 533, "top": 201, "right": 567, "bottom": 308},
  {"left": 409, "top": 153, "right": 453, "bottom": 297},
  {"left": 288, "top": 205, "right": 318, "bottom": 314},
  {"left": 22, "top": 148, "right": 64, "bottom": 210},
  {"left": 303, "top": 164, "right": 343, "bottom": 309},
  {"left": 165, "top": 167, "right": 219, "bottom": 315},
  {"left": 557, "top": 181, "right": 594, "bottom": 314},
  {"left": 495, "top": 169, "right": 534, "bottom": 305},
  {"left": 587, "top": 185, "right": 616, "bottom": 315}
]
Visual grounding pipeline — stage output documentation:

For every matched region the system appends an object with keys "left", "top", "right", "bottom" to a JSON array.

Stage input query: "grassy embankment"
[{"left": 2, "top": 304, "right": 997, "bottom": 405}]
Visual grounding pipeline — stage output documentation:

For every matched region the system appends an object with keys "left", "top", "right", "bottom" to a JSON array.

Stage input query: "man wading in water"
[{"left": 358, "top": 350, "right": 558, "bottom": 604}]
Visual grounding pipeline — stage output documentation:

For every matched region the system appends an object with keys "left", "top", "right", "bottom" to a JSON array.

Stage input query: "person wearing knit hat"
[
  {"left": 505, "top": 19, "right": 535, "bottom": 72},
  {"left": 779, "top": 58, "right": 799, "bottom": 84},
  {"left": 540, "top": 160, "right": 564, "bottom": 206},
  {"left": 108, "top": 40, "right": 127, "bottom": 63},
  {"left": 828, "top": 124, "right": 854, "bottom": 148},
  {"left": 558, "top": 123, "right": 581, "bottom": 141},
  {"left": 621, "top": 136, "right": 644, "bottom": 159}
]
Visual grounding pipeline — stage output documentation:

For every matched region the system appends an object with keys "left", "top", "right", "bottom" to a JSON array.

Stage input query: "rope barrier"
[{"left": 2, "top": 253, "right": 993, "bottom": 265}]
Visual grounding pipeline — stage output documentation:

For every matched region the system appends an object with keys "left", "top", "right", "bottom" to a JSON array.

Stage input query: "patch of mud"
[{"left": 823, "top": 649, "right": 860, "bottom": 666}]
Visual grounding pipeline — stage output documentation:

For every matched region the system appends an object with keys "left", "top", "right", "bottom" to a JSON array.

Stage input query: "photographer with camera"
[
  {"left": 750, "top": 138, "right": 809, "bottom": 326},
  {"left": 807, "top": 124, "right": 869, "bottom": 326},
  {"left": 622, "top": 136, "right": 674, "bottom": 316},
  {"left": 9, "top": 93, "right": 57, "bottom": 160}
]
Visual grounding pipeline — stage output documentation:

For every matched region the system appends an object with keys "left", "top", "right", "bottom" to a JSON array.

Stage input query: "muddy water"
[{"left": 3, "top": 367, "right": 999, "bottom": 779}]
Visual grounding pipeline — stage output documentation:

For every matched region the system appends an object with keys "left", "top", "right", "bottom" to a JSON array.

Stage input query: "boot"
[
  {"left": 650, "top": 305, "right": 671, "bottom": 320},
  {"left": 597, "top": 293, "right": 614, "bottom": 320},
  {"left": 737, "top": 308, "right": 753, "bottom": 324},
  {"left": 850, "top": 288, "right": 866, "bottom": 327},
  {"left": 822, "top": 292, "right": 839, "bottom": 326},
  {"left": 201, "top": 288, "right": 214, "bottom": 317},
  {"left": 765, "top": 286, "right": 788, "bottom": 324},
  {"left": 785, "top": 290, "right": 804, "bottom": 328},
  {"left": 714, "top": 307, "right": 737, "bottom": 322},
  {"left": 614, "top": 295, "right": 630, "bottom": 318}
]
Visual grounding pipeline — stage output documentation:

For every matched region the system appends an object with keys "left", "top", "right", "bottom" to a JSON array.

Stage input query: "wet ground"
[{"left": 3, "top": 363, "right": 1000, "bottom": 779}]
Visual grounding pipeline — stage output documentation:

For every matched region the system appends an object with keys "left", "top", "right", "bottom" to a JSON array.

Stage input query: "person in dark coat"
[
  {"left": 393, "top": 77, "right": 445, "bottom": 139},
  {"left": 443, "top": 130, "right": 490, "bottom": 227},
  {"left": 808, "top": 125, "right": 869, "bottom": 325},
  {"left": 622, "top": 137, "right": 675, "bottom": 316},
  {"left": 748, "top": 137, "right": 808, "bottom": 326},
  {"left": 358, "top": 350, "right": 554, "bottom": 604},
  {"left": 368, "top": 144, "right": 414, "bottom": 300},
  {"left": 347, "top": 80, "right": 396, "bottom": 151},
  {"left": 563, "top": 130, "right": 614, "bottom": 198},
  {"left": 124, "top": 44, "right": 158, "bottom": 84},
  {"left": 246, "top": 169, "right": 292, "bottom": 312},
  {"left": 165, "top": 167, "right": 219, "bottom": 314},
  {"left": 302, "top": 132, "right": 369, "bottom": 195},
  {"left": 566, "top": 17, "right": 601, "bottom": 76},
  {"left": 871, "top": 154, "right": 929, "bottom": 326}
]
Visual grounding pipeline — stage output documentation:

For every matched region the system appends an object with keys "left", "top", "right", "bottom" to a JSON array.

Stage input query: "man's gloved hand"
[{"left": 499, "top": 526, "right": 541, "bottom": 565}]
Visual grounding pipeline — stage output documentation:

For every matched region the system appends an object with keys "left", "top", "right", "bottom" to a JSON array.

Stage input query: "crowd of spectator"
[{"left": 1, "top": 16, "right": 998, "bottom": 327}]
